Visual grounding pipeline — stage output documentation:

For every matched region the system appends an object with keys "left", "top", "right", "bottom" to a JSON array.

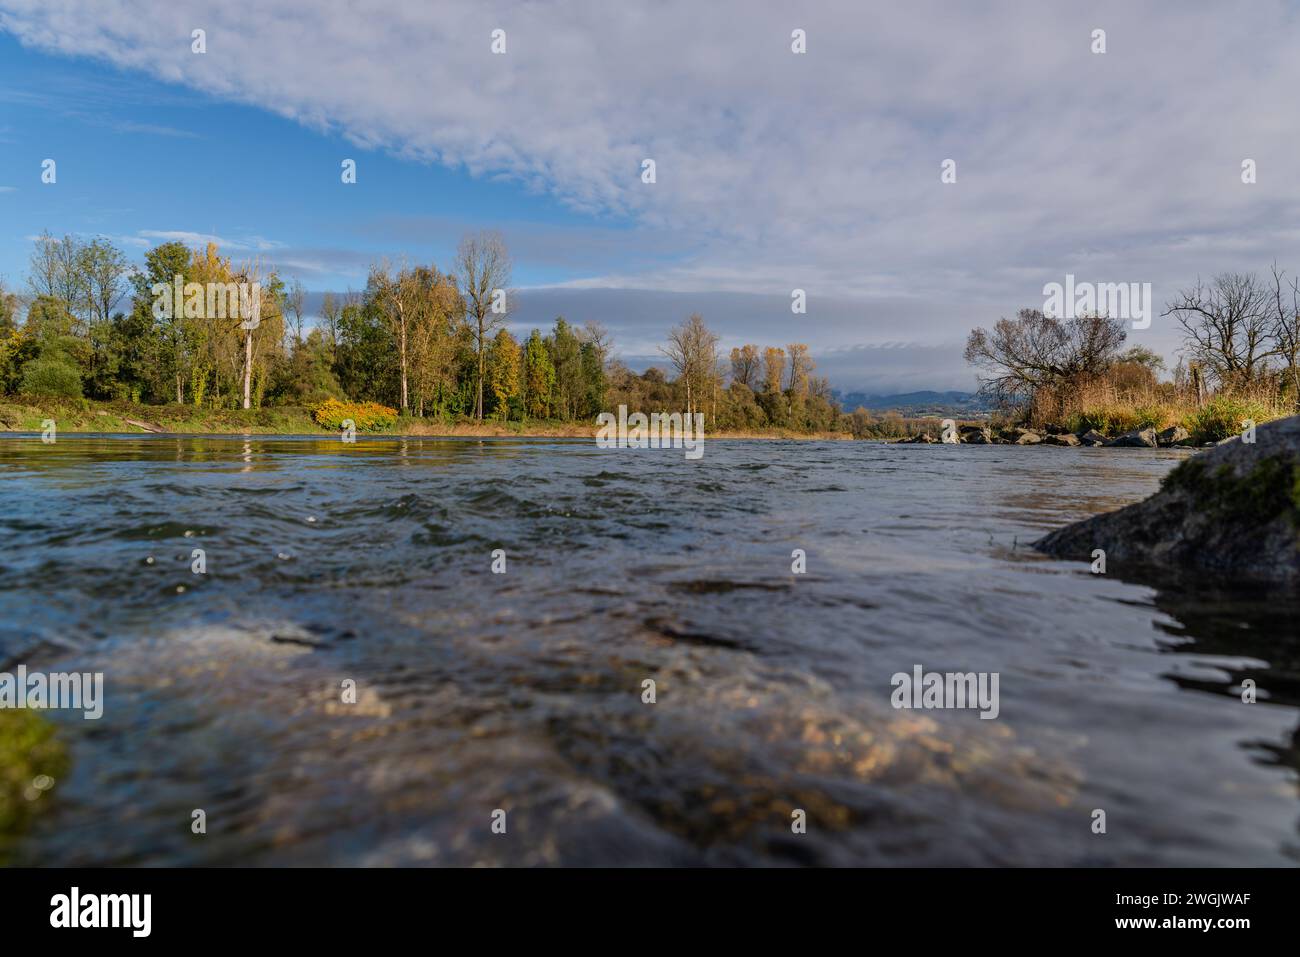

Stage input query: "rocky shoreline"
[{"left": 898, "top": 424, "right": 1195, "bottom": 447}]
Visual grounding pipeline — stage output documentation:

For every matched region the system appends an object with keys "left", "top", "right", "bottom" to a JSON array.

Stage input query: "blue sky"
[
  {"left": 0, "top": 33, "right": 639, "bottom": 291},
  {"left": 3, "top": 1, "right": 1299, "bottom": 393}
]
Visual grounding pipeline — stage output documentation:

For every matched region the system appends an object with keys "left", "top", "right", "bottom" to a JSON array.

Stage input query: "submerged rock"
[
  {"left": 1106, "top": 427, "right": 1158, "bottom": 448},
  {"left": 1036, "top": 415, "right": 1300, "bottom": 582},
  {"left": 0, "top": 710, "right": 68, "bottom": 860}
]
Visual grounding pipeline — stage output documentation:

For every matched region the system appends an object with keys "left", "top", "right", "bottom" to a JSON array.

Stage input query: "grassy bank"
[
  {"left": 1027, "top": 384, "right": 1294, "bottom": 445},
  {"left": 0, "top": 396, "right": 850, "bottom": 440}
]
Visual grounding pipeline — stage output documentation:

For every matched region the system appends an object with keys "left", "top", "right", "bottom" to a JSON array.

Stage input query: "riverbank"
[{"left": 0, "top": 397, "right": 850, "bottom": 441}]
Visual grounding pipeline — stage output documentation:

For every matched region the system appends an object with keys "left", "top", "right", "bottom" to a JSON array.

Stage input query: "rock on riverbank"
[
  {"left": 1035, "top": 415, "right": 1300, "bottom": 582},
  {"left": 896, "top": 425, "right": 1196, "bottom": 446}
]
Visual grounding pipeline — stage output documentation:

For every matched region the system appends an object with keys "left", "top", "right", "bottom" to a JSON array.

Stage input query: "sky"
[{"left": 1, "top": 0, "right": 1299, "bottom": 394}]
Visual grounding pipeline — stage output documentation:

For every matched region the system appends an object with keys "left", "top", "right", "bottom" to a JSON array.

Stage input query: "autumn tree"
[
  {"left": 0, "top": 279, "right": 25, "bottom": 393},
  {"left": 234, "top": 259, "right": 283, "bottom": 410},
  {"left": 762, "top": 346, "right": 785, "bottom": 395},
  {"left": 370, "top": 260, "right": 420, "bottom": 412},
  {"left": 786, "top": 343, "right": 813, "bottom": 395},
  {"left": 487, "top": 328, "right": 522, "bottom": 420},
  {"left": 730, "top": 344, "right": 760, "bottom": 388},
  {"left": 407, "top": 266, "right": 462, "bottom": 417},
  {"left": 523, "top": 329, "right": 555, "bottom": 417},
  {"left": 661, "top": 313, "right": 719, "bottom": 418}
]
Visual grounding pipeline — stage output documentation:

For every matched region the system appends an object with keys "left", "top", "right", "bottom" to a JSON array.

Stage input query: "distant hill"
[{"left": 833, "top": 390, "right": 991, "bottom": 416}]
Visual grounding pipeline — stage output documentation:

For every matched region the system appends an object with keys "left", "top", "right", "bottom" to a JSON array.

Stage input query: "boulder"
[
  {"left": 1044, "top": 433, "right": 1081, "bottom": 446},
  {"left": 1015, "top": 431, "right": 1043, "bottom": 445},
  {"left": 1078, "top": 429, "right": 1108, "bottom": 446},
  {"left": 1157, "top": 425, "right": 1190, "bottom": 447},
  {"left": 960, "top": 426, "right": 992, "bottom": 444},
  {"left": 1105, "top": 427, "right": 1158, "bottom": 448},
  {"left": 1035, "top": 415, "right": 1300, "bottom": 582}
]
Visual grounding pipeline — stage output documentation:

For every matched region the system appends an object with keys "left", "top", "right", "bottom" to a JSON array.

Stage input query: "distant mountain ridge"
[{"left": 832, "top": 390, "right": 990, "bottom": 414}]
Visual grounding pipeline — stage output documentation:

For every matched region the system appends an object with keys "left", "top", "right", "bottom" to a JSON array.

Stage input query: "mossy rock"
[
  {"left": 1037, "top": 414, "right": 1300, "bottom": 582},
  {"left": 1161, "top": 456, "right": 1300, "bottom": 529},
  {"left": 0, "top": 710, "right": 69, "bottom": 856}
]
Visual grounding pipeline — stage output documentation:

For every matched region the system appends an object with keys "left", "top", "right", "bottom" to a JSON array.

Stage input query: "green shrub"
[
  {"left": 1064, "top": 402, "right": 1177, "bottom": 435},
  {"left": 1132, "top": 403, "right": 1175, "bottom": 430},
  {"left": 19, "top": 357, "right": 83, "bottom": 398},
  {"left": 1181, "top": 395, "right": 1279, "bottom": 444},
  {"left": 312, "top": 398, "right": 398, "bottom": 431}
]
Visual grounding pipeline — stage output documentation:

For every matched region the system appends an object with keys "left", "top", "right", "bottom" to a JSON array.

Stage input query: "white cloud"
[
  {"left": 2, "top": 0, "right": 1298, "bottom": 384},
  {"left": 135, "top": 230, "right": 283, "bottom": 253}
]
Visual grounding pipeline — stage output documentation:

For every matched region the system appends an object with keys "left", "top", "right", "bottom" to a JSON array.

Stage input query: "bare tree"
[
  {"left": 284, "top": 278, "right": 306, "bottom": 347},
  {"left": 964, "top": 309, "right": 1127, "bottom": 403},
  {"left": 27, "top": 232, "right": 89, "bottom": 333},
  {"left": 319, "top": 292, "right": 342, "bottom": 362},
  {"left": 455, "top": 231, "right": 512, "bottom": 420},
  {"left": 580, "top": 320, "right": 611, "bottom": 360},
  {"left": 1267, "top": 263, "right": 1300, "bottom": 400},
  {"left": 1163, "top": 272, "right": 1277, "bottom": 388},
  {"left": 27, "top": 231, "right": 62, "bottom": 300}
]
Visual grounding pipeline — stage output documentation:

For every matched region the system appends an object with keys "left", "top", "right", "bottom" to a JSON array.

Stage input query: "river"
[{"left": 1, "top": 435, "right": 1296, "bottom": 865}]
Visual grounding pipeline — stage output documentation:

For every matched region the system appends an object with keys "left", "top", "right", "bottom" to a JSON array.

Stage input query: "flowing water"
[{"left": 1, "top": 434, "right": 1297, "bottom": 866}]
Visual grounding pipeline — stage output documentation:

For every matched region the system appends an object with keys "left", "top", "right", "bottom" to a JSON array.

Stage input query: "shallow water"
[{"left": 0, "top": 434, "right": 1296, "bottom": 866}]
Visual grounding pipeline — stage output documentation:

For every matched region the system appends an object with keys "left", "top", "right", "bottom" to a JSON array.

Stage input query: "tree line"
[
  {"left": 963, "top": 267, "right": 1300, "bottom": 428},
  {"left": 0, "top": 231, "right": 844, "bottom": 432}
]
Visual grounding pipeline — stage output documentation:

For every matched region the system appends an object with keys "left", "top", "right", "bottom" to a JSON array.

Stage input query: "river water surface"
[{"left": 1, "top": 434, "right": 1297, "bottom": 866}]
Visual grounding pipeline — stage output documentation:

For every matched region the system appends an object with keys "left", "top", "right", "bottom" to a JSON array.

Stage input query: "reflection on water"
[{"left": 0, "top": 434, "right": 1296, "bottom": 865}]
